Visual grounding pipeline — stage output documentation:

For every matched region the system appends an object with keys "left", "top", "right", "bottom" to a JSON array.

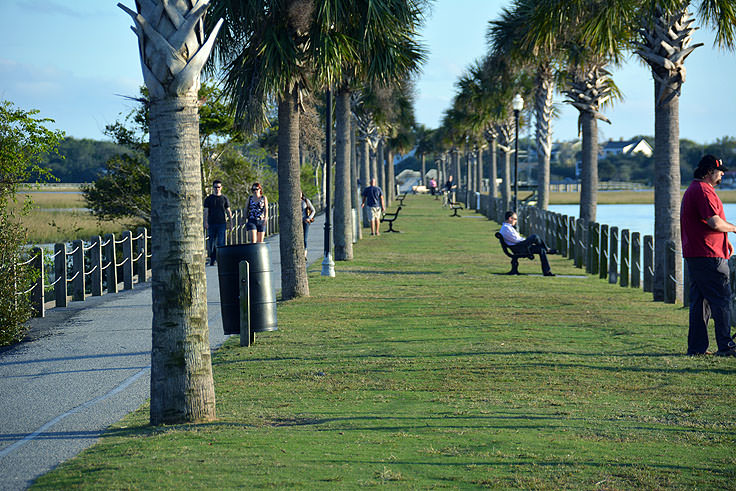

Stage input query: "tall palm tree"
[
  {"left": 119, "top": 0, "right": 221, "bottom": 425},
  {"left": 524, "top": 3, "right": 625, "bottom": 222},
  {"left": 489, "top": 0, "right": 559, "bottom": 210}
]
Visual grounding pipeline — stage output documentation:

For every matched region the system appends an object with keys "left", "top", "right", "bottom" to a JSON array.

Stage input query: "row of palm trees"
[
  {"left": 435, "top": 0, "right": 735, "bottom": 304},
  {"left": 207, "top": 0, "right": 427, "bottom": 298}
]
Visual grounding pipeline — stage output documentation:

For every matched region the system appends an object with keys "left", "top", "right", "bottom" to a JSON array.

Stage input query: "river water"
[{"left": 549, "top": 203, "right": 736, "bottom": 248}]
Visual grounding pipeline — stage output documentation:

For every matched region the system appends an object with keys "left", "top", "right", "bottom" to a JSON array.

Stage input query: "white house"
[{"left": 600, "top": 138, "right": 653, "bottom": 158}]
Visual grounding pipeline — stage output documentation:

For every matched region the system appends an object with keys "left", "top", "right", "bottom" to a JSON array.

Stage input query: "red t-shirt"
[{"left": 680, "top": 180, "right": 732, "bottom": 258}]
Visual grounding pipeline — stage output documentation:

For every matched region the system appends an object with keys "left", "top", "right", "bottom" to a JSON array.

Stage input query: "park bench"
[
  {"left": 381, "top": 206, "right": 402, "bottom": 233},
  {"left": 396, "top": 194, "right": 407, "bottom": 205},
  {"left": 449, "top": 201, "right": 464, "bottom": 217},
  {"left": 495, "top": 231, "right": 534, "bottom": 275}
]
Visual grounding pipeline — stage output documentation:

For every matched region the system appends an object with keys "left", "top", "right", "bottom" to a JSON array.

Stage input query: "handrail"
[{"left": 17, "top": 200, "right": 284, "bottom": 317}]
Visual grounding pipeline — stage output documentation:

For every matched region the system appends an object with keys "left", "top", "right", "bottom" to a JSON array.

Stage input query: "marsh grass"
[
  {"left": 11, "top": 190, "right": 139, "bottom": 243},
  {"left": 32, "top": 196, "right": 736, "bottom": 489}
]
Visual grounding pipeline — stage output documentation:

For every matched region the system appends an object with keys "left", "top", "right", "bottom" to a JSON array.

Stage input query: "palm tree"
[
  {"left": 119, "top": 0, "right": 220, "bottom": 425},
  {"left": 522, "top": 2, "right": 625, "bottom": 224},
  {"left": 489, "top": 0, "right": 560, "bottom": 211},
  {"left": 208, "top": 1, "right": 343, "bottom": 299}
]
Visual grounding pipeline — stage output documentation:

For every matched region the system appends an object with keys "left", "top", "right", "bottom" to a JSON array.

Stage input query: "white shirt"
[{"left": 500, "top": 222, "right": 523, "bottom": 245}]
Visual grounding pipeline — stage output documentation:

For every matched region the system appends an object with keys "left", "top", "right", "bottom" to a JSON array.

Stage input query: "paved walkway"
[{"left": 0, "top": 212, "right": 334, "bottom": 490}]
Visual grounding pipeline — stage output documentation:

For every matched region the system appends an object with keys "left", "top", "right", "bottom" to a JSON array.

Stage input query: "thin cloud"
[{"left": 14, "top": 0, "right": 102, "bottom": 19}]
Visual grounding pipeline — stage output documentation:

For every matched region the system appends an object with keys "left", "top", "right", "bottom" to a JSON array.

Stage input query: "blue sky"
[{"left": 1, "top": 0, "right": 735, "bottom": 145}]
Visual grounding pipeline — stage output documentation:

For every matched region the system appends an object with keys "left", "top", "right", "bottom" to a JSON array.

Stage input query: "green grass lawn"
[{"left": 33, "top": 196, "right": 736, "bottom": 489}]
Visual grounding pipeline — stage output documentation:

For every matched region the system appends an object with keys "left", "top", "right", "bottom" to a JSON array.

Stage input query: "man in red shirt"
[{"left": 680, "top": 155, "right": 736, "bottom": 356}]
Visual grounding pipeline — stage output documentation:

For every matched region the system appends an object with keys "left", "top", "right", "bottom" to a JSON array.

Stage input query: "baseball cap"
[{"left": 698, "top": 154, "right": 729, "bottom": 172}]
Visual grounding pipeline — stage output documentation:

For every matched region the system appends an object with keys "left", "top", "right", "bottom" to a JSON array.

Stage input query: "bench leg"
[
  {"left": 385, "top": 221, "right": 400, "bottom": 233},
  {"left": 508, "top": 257, "right": 520, "bottom": 275}
]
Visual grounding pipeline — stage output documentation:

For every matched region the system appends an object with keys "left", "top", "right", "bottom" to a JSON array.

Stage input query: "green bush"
[{"left": 0, "top": 100, "right": 62, "bottom": 346}]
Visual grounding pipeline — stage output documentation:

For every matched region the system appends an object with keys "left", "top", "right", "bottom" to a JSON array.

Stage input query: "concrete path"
[{"left": 0, "top": 212, "right": 334, "bottom": 490}]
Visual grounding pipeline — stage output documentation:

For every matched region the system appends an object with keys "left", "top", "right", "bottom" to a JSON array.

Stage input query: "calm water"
[{"left": 549, "top": 203, "right": 736, "bottom": 248}]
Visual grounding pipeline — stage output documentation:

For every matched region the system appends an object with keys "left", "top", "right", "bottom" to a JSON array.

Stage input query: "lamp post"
[
  {"left": 321, "top": 87, "right": 335, "bottom": 277},
  {"left": 512, "top": 93, "right": 523, "bottom": 212}
]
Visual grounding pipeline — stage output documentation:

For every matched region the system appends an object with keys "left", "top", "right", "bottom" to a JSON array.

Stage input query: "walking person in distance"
[
  {"left": 246, "top": 182, "right": 268, "bottom": 243},
  {"left": 361, "top": 177, "right": 385, "bottom": 236},
  {"left": 203, "top": 179, "right": 232, "bottom": 266}
]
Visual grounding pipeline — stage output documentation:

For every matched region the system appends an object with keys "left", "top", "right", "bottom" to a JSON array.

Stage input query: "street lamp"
[
  {"left": 322, "top": 87, "right": 335, "bottom": 277},
  {"left": 512, "top": 93, "right": 524, "bottom": 212}
]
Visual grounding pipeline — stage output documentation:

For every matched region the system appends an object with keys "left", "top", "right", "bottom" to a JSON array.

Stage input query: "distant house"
[{"left": 600, "top": 138, "right": 653, "bottom": 158}]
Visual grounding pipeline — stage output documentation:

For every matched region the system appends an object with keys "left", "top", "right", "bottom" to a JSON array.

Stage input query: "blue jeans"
[
  {"left": 303, "top": 220, "right": 310, "bottom": 249},
  {"left": 208, "top": 223, "right": 226, "bottom": 261},
  {"left": 685, "top": 257, "right": 734, "bottom": 353}
]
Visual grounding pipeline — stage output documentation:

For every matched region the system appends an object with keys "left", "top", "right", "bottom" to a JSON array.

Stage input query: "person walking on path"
[
  {"left": 499, "top": 211, "right": 557, "bottom": 276},
  {"left": 361, "top": 177, "right": 385, "bottom": 236},
  {"left": 680, "top": 154, "right": 736, "bottom": 356},
  {"left": 246, "top": 182, "right": 268, "bottom": 243},
  {"left": 203, "top": 179, "right": 233, "bottom": 266},
  {"left": 301, "top": 192, "right": 316, "bottom": 258}
]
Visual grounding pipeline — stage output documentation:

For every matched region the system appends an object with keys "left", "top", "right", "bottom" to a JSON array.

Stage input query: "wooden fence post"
[
  {"left": 589, "top": 222, "right": 599, "bottom": 275},
  {"left": 664, "top": 240, "right": 677, "bottom": 303},
  {"left": 54, "top": 243, "right": 67, "bottom": 307},
  {"left": 631, "top": 232, "right": 641, "bottom": 289},
  {"left": 568, "top": 216, "right": 575, "bottom": 260},
  {"left": 104, "top": 233, "right": 118, "bottom": 294},
  {"left": 136, "top": 227, "right": 148, "bottom": 283},
  {"left": 31, "top": 247, "right": 45, "bottom": 317},
  {"left": 608, "top": 227, "right": 619, "bottom": 285},
  {"left": 122, "top": 230, "right": 134, "bottom": 290},
  {"left": 599, "top": 224, "right": 609, "bottom": 280},
  {"left": 560, "top": 215, "right": 568, "bottom": 256},
  {"left": 89, "top": 236, "right": 103, "bottom": 297},
  {"left": 71, "top": 239, "right": 85, "bottom": 301},
  {"left": 643, "top": 235, "right": 654, "bottom": 293},
  {"left": 620, "top": 229, "right": 630, "bottom": 288},
  {"left": 575, "top": 219, "right": 585, "bottom": 269}
]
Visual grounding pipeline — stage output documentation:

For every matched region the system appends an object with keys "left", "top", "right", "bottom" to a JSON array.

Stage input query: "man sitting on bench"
[{"left": 499, "top": 211, "right": 557, "bottom": 276}]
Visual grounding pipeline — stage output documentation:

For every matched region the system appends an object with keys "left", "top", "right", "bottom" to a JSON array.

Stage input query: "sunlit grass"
[{"left": 33, "top": 195, "right": 736, "bottom": 489}]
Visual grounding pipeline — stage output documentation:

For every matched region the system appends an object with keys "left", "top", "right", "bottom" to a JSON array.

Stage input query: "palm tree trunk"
[
  {"left": 359, "top": 137, "right": 370, "bottom": 228},
  {"left": 579, "top": 111, "right": 598, "bottom": 223},
  {"left": 376, "top": 139, "right": 385, "bottom": 194},
  {"left": 488, "top": 137, "right": 498, "bottom": 199},
  {"left": 278, "top": 88, "right": 308, "bottom": 299},
  {"left": 334, "top": 88, "right": 353, "bottom": 260},
  {"left": 350, "top": 117, "right": 361, "bottom": 240},
  {"left": 149, "top": 94, "right": 216, "bottom": 425},
  {"left": 421, "top": 154, "right": 426, "bottom": 187},
  {"left": 453, "top": 148, "right": 461, "bottom": 193},
  {"left": 653, "top": 87, "right": 681, "bottom": 301},
  {"left": 120, "top": 0, "right": 220, "bottom": 426},
  {"left": 386, "top": 148, "right": 395, "bottom": 204},
  {"left": 502, "top": 150, "right": 511, "bottom": 211},
  {"left": 535, "top": 64, "right": 554, "bottom": 210},
  {"left": 477, "top": 148, "right": 483, "bottom": 195}
]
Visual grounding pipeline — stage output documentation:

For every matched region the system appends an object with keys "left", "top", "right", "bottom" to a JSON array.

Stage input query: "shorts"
[
  {"left": 369, "top": 207, "right": 382, "bottom": 220},
  {"left": 246, "top": 219, "right": 265, "bottom": 233}
]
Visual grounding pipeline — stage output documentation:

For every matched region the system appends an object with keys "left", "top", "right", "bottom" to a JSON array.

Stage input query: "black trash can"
[{"left": 217, "top": 243, "right": 277, "bottom": 335}]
